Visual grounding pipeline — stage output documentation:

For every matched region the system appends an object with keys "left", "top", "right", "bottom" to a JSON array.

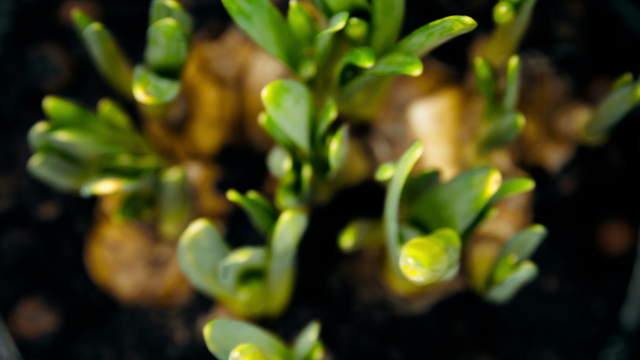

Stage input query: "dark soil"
[{"left": 1, "top": 0, "right": 640, "bottom": 359}]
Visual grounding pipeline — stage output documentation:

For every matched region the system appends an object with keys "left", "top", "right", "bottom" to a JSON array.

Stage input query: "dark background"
[{"left": 2, "top": 0, "right": 640, "bottom": 359}]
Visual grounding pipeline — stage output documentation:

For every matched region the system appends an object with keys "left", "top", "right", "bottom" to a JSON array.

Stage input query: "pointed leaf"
[
  {"left": 492, "top": 177, "right": 534, "bottom": 202},
  {"left": 584, "top": 79, "right": 640, "bottom": 141},
  {"left": 503, "top": 55, "right": 521, "bottom": 111},
  {"left": 409, "top": 166, "right": 502, "bottom": 234},
  {"left": 221, "top": 0, "right": 301, "bottom": 70},
  {"left": 203, "top": 319, "right": 290, "bottom": 360},
  {"left": 368, "top": 52, "right": 422, "bottom": 77},
  {"left": 293, "top": 321, "right": 323, "bottom": 360},
  {"left": 394, "top": 15, "right": 477, "bottom": 58}
]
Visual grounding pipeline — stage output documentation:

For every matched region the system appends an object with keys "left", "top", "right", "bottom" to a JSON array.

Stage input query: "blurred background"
[{"left": 1, "top": 0, "right": 640, "bottom": 359}]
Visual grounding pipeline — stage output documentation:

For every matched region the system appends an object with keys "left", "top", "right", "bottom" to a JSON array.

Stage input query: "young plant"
[
  {"left": 340, "top": 141, "right": 547, "bottom": 302},
  {"left": 178, "top": 190, "right": 308, "bottom": 318},
  {"left": 27, "top": 96, "right": 192, "bottom": 240},
  {"left": 71, "top": 0, "right": 192, "bottom": 110},
  {"left": 203, "top": 319, "right": 325, "bottom": 360},
  {"left": 222, "top": 0, "right": 477, "bottom": 118}
]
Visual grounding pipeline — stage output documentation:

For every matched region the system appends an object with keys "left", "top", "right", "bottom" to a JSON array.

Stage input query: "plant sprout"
[
  {"left": 178, "top": 190, "right": 308, "bottom": 318},
  {"left": 27, "top": 96, "right": 192, "bottom": 239},
  {"left": 71, "top": 0, "right": 192, "bottom": 110},
  {"left": 340, "top": 141, "right": 547, "bottom": 302},
  {"left": 203, "top": 318, "right": 325, "bottom": 360}
]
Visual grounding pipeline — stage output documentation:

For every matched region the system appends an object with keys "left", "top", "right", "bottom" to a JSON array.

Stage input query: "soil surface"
[{"left": 1, "top": 0, "right": 640, "bottom": 359}]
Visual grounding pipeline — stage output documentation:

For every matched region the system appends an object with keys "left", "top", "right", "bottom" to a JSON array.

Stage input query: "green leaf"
[
  {"left": 144, "top": 18, "right": 189, "bottom": 75},
  {"left": 27, "top": 152, "right": 88, "bottom": 192},
  {"left": 229, "top": 343, "right": 270, "bottom": 360},
  {"left": 79, "top": 174, "right": 150, "bottom": 197},
  {"left": 70, "top": 8, "right": 94, "bottom": 33},
  {"left": 203, "top": 319, "right": 290, "bottom": 360},
  {"left": 401, "top": 170, "right": 440, "bottom": 207},
  {"left": 370, "top": 0, "right": 404, "bottom": 54},
  {"left": 288, "top": 0, "right": 318, "bottom": 46},
  {"left": 221, "top": 0, "right": 302, "bottom": 70},
  {"left": 341, "top": 46, "right": 376, "bottom": 69},
  {"left": 324, "top": 0, "right": 367, "bottom": 13},
  {"left": 28, "top": 121, "right": 52, "bottom": 150},
  {"left": 394, "top": 16, "right": 477, "bottom": 58},
  {"left": 344, "top": 17, "right": 369, "bottom": 44},
  {"left": 261, "top": 80, "right": 314, "bottom": 154},
  {"left": 158, "top": 166, "right": 192, "bottom": 240},
  {"left": 314, "top": 11, "right": 349, "bottom": 64},
  {"left": 503, "top": 55, "right": 521, "bottom": 111},
  {"left": 219, "top": 246, "right": 267, "bottom": 290},
  {"left": 480, "top": 111, "right": 525, "bottom": 151},
  {"left": 374, "top": 162, "right": 395, "bottom": 182},
  {"left": 45, "top": 129, "right": 125, "bottom": 161},
  {"left": 485, "top": 260, "right": 538, "bottom": 303},
  {"left": 150, "top": 0, "right": 193, "bottom": 36},
  {"left": 612, "top": 72, "right": 634, "bottom": 91},
  {"left": 266, "top": 209, "right": 308, "bottom": 315},
  {"left": 473, "top": 57, "right": 496, "bottom": 106},
  {"left": 584, "top": 79, "right": 640, "bottom": 141},
  {"left": 80, "top": 22, "right": 133, "bottom": 99},
  {"left": 96, "top": 98, "right": 133, "bottom": 131},
  {"left": 314, "top": 99, "right": 338, "bottom": 144},
  {"left": 495, "top": 224, "right": 547, "bottom": 269},
  {"left": 409, "top": 166, "right": 502, "bottom": 234},
  {"left": 259, "top": 113, "right": 296, "bottom": 152},
  {"left": 267, "top": 146, "right": 293, "bottom": 178},
  {"left": 368, "top": 52, "right": 423, "bottom": 77},
  {"left": 492, "top": 177, "right": 534, "bottom": 202},
  {"left": 178, "top": 219, "right": 231, "bottom": 298},
  {"left": 226, "top": 189, "right": 278, "bottom": 236},
  {"left": 384, "top": 141, "right": 423, "bottom": 274},
  {"left": 484, "top": 0, "right": 536, "bottom": 66},
  {"left": 327, "top": 124, "right": 349, "bottom": 176},
  {"left": 42, "top": 96, "right": 97, "bottom": 129},
  {"left": 321, "top": 11, "right": 349, "bottom": 34},
  {"left": 293, "top": 321, "right": 323, "bottom": 360},
  {"left": 399, "top": 228, "right": 461, "bottom": 285},
  {"left": 132, "top": 65, "right": 181, "bottom": 105}
]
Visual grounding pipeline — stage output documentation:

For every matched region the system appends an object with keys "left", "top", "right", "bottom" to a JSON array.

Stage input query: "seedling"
[
  {"left": 178, "top": 190, "right": 308, "bottom": 318},
  {"left": 71, "top": 0, "right": 192, "bottom": 108},
  {"left": 340, "top": 141, "right": 547, "bottom": 302},
  {"left": 27, "top": 96, "right": 192, "bottom": 240},
  {"left": 203, "top": 319, "right": 325, "bottom": 360},
  {"left": 222, "top": 0, "right": 477, "bottom": 118}
]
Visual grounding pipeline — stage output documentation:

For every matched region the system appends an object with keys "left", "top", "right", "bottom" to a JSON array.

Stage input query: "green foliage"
[
  {"left": 27, "top": 97, "right": 192, "bottom": 231},
  {"left": 203, "top": 319, "right": 325, "bottom": 360},
  {"left": 221, "top": 0, "right": 477, "bottom": 114},
  {"left": 340, "top": 141, "right": 545, "bottom": 302},
  {"left": 72, "top": 0, "right": 192, "bottom": 106},
  {"left": 482, "top": 0, "right": 537, "bottom": 68},
  {"left": 178, "top": 201, "right": 308, "bottom": 318}
]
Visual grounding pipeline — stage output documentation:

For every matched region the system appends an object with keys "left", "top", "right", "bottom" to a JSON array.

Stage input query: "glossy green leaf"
[
  {"left": 314, "top": 11, "right": 349, "bottom": 64},
  {"left": 328, "top": 124, "right": 349, "bottom": 176},
  {"left": 144, "top": 18, "right": 189, "bottom": 75},
  {"left": 293, "top": 321, "right": 323, "bottom": 360},
  {"left": 80, "top": 22, "right": 133, "bottom": 98},
  {"left": 495, "top": 224, "right": 547, "bottom": 267},
  {"left": 401, "top": 170, "right": 440, "bottom": 207},
  {"left": 341, "top": 46, "right": 376, "bottom": 69},
  {"left": 484, "top": 0, "right": 536, "bottom": 66},
  {"left": 409, "top": 166, "right": 502, "bottom": 234},
  {"left": 503, "top": 55, "right": 521, "bottom": 111},
  {"left": 227, "top": 189, "right": 278, "bottom": 236},
  {"left": 203, "top": 319, "right": 290, "bottom": 360},
  {"left": 45, "top": 129, "right": 125, "bottom": 160},
  {"left": 229, "top": 343, "right": 269, "bottom": 360},
  {"left": 370, "top": 0, "right": 404, "bottom": 54},
  {"left": 368, "top": 52, "right": 422, "bottom": 77},
  {"left": 344, "top": 17, "right": 369, "bottom": 44},
  {"left": 219, "top": 246, "right": 267, "bottom": 290},
  {"left": 27, "top": 152, "right": 87, "bottom": 192},
  {"left": 374, "top": 162, "right": 395, "bottom": 182},
  {"left": 288, "top": 0, "right": 318, "bottom": 46},
  {"left": 132, "top": 65, "right": 181, "bottom": 105},
  {"left": 28, "top": 121, "right": 52, "bottom": 150},
  {"left": 150, "top": 0, "right": 193, "bottom": 36},
  {"left": 394, "top": 16, "right": 477, "bottom": 58},
  {"left": 384, "top": 141, "right": 423, "bottom": 274},
  {"left": 158, "top": 166, "right": 192, "bottom": 240},
  {"left": 399, "top": 228, "right": 461, "bottom": 285},
  {"left": 266, "top": 209, "right": 308, "bottom": 315},
  {"left": 485, "top": 260, "right": 538, "bottom": 303},
  {"left": 324, "top": 0, "right": 367, "bottom": 13},
  {"left": 480, "top": 111, "right": 526, "bottom": 151},
  {"left": 178, "top": 218, "right": 231, "bottom": 298},
  {"left": 267, "top": 146, "right": 293, "bottom": 178},
  {"left": 492, "top": 177, "right": 534, "bottom": 202},
  {"left": 79, "top": 174, "right": 149, "bottom": 197},
  {"left": 314, "top": 99, "right": 338, "bottom": 143},
  {"left": 261, "top": 80, "right": 314, "bottom": 153},
  {"left": 221, "top": 0, "right": 301, "bottom": 70},
  {"left": 259, "top": 113, "right": 296, "bottom": 152}
]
